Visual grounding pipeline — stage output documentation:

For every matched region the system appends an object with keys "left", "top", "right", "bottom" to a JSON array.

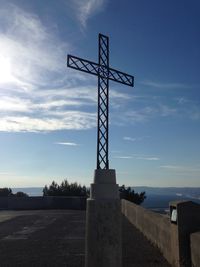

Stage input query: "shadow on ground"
[
  {"left": 0, "top": 210, "right": 171, "bottom": 266},
  {"left": 0, "top": 210, "right": 85, "bottom": 267}
]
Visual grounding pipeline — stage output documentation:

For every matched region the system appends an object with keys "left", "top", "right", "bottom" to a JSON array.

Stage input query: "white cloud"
[
  {"left": 0, "top": 96, "right": 31, "bottom": 112},
  {"left": 55, "top": 142, "right": 79, "bottom": 146},
  {"left": 0, "top": 4, "right": 132, "bottom": 133},
  {"left": 123, "top": 136, "right": 150, "bottom": 142},
  {"left": 137, "top": 157, "right": 160, "bottom": 161},
  {"left": 114, "top": 154, "right": 159, "bottom": 161},
  {"left": 36, "top": 86, "right": 97, "bottom": 105},
  {"left": 175, "top": 97, "right": 188, "bottom": 105},
  {"left": 159, "top": 165, "right": 200, "bottom": 173},
  {"left": 71, "top": 0, "right": 107, "bottom": 28},
  {"left": 123, "top": 136, "right": 137, "bottom": 142},
  {"left": 160, "top": 165, "right": 182, "bottom": 170},
  {"left": 0, "top": 5, "right": 70, "bottom": 90},
  {"left": 121, "top": 107, "right": 157, "bottom": 123},
  {"left": 0, "top": 172, "right": 15, "bottom": 176},
  {"left": 0, "top": 112, "right": 96, "bottom": 132},
  {"left": 159, "top": 105, "right": 177, "bottom": 117},
  {"left": 114, "top": 156, "right": 133, "bottom": 159},
  {"left": 0, "top": 5, "right": 99, "bottom": 132},
  {"left": 189, "top": 106, "right": 200, "bottom": 121},
  {"left": 114, "top": 102, "right": 179, "bottom": 125},
  {"left": 140, "top": 80, "right": 189, "bottom": 89},
  {"left": 110, "top": 90, "right": 130, "bottom": 100},
  {"left": 1, "top": 5, "right": 197, "bottom": 134}
]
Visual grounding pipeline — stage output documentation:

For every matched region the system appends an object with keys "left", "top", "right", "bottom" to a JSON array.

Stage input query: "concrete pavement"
[{"left": 0, "top": 210, "right": 171, "bottom": 267}]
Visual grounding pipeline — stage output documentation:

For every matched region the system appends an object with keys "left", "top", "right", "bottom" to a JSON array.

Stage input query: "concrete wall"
[
  {"left": 190, "top": 232, "right": 200, "bottom": 267},
  {"left": 0, "top": 196, "right": 86, "bottom": 210},
  {"left": 121, "top": 199, "right": 200, "bottom": 267},
  {"left": 121, "top": 199, "right": 172, "bottom": 263}
]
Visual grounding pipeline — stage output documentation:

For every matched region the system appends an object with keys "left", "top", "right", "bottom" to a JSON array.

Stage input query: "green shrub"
[
  {"left": 43, "top": 179, "right": 88, "bottom": 197},
  {"left": 119, "top": 185, "right": 146, "bottom": 205},
  {"left": 0, "top": 188, "right": 13, "bottom": 196}
]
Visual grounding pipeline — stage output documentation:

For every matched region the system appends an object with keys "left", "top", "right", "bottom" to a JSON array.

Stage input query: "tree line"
[
  {"left": 0, "top": 179, "right": 146, "bottom": 205},
  {"left": 0, "top": 188, "right": 28, "bottom": 197}
]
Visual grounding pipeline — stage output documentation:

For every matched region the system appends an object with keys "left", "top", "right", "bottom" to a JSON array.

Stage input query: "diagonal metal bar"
[
  {"left": 108, "top": 67, "right": 133, "bottom": 86},
  {"left": 67, "top": 55, "right": 134, "bottom": 87},
  {"left": 67, "top": 55, "right": 99, "bottom": 76},
  {"left": 97, "top": 34, "right": 109, "bottom": 169}
]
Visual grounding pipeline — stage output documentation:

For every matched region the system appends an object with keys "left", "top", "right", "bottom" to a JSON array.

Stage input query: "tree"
[
  {"left": 119, "top": 185, "right": 146, "bottom": 205},
  {"left": 14, "top": 191, "right": 29, "bottom": 197},
  {"left": 43, "top": 179, "right": 88, "bottom": 197},
  {"left": 0, "top": 187, "right": 13, "bottom": 196},
  {"left": 43, "top": 181, "right": 60, "bottom": 196}
]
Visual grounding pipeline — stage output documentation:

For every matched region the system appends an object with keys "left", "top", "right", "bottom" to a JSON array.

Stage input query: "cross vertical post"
[{"left": 97, "top": 34, "right": 109, "bottom": 169}]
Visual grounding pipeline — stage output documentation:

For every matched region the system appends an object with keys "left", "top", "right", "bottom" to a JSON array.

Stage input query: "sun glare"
[{"left": 0, "top": 55, "right": 13, "bottom": 83}]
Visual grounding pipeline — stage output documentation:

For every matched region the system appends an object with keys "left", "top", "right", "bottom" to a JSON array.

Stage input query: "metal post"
[{"left": 97, "top": 34, "right": 109, "bottom": 169}]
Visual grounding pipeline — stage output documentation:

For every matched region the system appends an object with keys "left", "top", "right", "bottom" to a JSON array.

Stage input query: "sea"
[
  {"left": 12, "top": 187, "right": 43, "bottom": 196},
  {"left": 142, "top": 193, "right": 200, "bottom": 214}
]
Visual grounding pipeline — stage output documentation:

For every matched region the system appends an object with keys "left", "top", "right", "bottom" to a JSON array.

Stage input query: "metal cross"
[{"left": 67, "top": 33, "right": 134, "bottom": 170}]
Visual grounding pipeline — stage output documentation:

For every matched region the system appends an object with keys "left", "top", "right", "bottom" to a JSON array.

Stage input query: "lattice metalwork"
[
  {"left": 97, "top": 34, "right": 109, "bottom": 169},
  {"left": 67, "top": 55, "right": 133, "bottom": 86},
  {"left": 67, "top": 33, "right": 134, "bottom": 169}
]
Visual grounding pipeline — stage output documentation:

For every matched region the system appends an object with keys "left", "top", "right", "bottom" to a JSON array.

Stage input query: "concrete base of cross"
[{"left": 85, "top": 169, "right": 122, "bottom": 267}]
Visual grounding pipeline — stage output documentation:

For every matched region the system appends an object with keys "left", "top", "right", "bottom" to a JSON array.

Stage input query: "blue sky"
[{"left": 0, "top": 0, "right": 199, "bottom": 187}]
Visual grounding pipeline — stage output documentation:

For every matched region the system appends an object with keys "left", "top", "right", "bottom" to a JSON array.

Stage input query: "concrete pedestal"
[
  {"left": 170, "top": 200, "right": 200, "bottom": 267},
  {"left": 85, "top": 169, "right": 121, "bottom": 267}
]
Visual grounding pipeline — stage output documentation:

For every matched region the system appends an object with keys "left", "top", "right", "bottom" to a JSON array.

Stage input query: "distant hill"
[
  {"left": 133, "top": 186, "right": 200, "bottom": 209},
  {"left": 133, "top": 186, "right": 200, "bottom": 199},
  {"left": 11, "top": 186, "right": 200, "bottom": 210}
]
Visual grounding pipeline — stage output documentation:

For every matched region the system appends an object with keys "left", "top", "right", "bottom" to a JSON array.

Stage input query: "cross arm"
[
  {"left": 108, "top": 67, "right": 134, "bottom": 87},
  {"left": 67, "top": 55, "right": 99, "bottom": 76},
  {"left": 67, "top": 54, "right": 134, "bottom": 87}
]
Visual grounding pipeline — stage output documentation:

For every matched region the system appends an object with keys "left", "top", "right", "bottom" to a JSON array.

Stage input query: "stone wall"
[{"left": 0, "top": 196, "right": 86, "bottom": 210}]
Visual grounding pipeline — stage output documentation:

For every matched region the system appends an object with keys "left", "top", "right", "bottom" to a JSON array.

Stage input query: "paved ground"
[
  {"left": 0, "top": 210, "right": 85, "bottom": 267},
  {"left": 0, "top": 210, "right": 171, "bottom": 267}
]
